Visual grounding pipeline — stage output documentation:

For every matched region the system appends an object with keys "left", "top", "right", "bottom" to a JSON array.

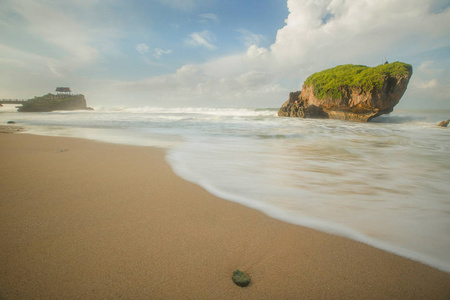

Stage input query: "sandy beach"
[{"left": 0, "top": 127, "right": 449, "bottom": 299}]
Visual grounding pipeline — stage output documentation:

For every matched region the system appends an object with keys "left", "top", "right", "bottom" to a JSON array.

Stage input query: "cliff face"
[
  {"left": 17, "top": 94, "right": 93, "bottom": 112},
  {"left": 278, "top": 62, "right": 413, "bottom": 122}
]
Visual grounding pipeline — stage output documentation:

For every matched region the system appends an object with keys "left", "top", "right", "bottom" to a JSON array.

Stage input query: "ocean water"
[{"left": 1, "top": 104, "right": 449, "bottom": 273}]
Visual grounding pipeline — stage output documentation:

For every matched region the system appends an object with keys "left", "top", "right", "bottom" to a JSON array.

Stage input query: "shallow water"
[{"left": 1, "top": 105, "right": 449, "bottom": 272}]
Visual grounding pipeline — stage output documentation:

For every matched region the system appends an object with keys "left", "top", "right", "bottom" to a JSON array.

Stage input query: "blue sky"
[{"left": 0, "top": 0, "right": 449, "bottom": 108}]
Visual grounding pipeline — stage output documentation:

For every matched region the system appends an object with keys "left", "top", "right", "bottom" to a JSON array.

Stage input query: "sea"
[{"left": 1, "top": 104, "right": 449, "bottom": 273}]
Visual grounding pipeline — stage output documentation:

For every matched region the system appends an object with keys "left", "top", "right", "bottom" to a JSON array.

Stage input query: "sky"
[{"left": 0, "top": 0, "right": 449, "bottom": 108}]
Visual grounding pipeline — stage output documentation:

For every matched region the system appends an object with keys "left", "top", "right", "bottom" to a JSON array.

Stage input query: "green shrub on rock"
[{"left": 304, "top": 62, "right": 413, "bottom": 100}]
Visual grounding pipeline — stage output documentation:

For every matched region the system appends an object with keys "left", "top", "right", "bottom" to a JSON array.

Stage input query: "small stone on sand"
[{"left": 232, "top": 269, "right": 251, "bottom": 287}]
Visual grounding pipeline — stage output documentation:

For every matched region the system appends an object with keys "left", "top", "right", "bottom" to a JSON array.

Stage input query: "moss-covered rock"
[
  {"left": 17, "top": 94, "right": 93, "bottom": 112},
  {"left": 278, "top": 62, "right": 413, "bottom": 122},
  {"left": 232, "top": 269, "right": 251, "bottom": 287},
  {"left": 304, "top": 62, "right": 412, "bottom": 100}
]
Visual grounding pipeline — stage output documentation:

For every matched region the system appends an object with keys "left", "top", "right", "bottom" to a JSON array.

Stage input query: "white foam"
[
  {"left": 22, "top": 125, "right": 183, "bottom": 149},
  {"left": 92, "top": 105, "right": 278, "bottom": 117},
  {"left": 166, "top": 145, "right": 450, "bottom": 274}
]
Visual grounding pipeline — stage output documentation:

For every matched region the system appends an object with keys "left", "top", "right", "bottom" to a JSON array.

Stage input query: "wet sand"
[{"left": 1, "top": 129, "right": 449, "bottom": 299}]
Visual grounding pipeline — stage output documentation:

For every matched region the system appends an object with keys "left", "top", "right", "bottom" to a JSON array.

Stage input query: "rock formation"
[
  {"left": 438, "top": 120, "right": 449, "bottom": 127},
  {"left": 278, "top": 62, "right": 413, "bottom": 122},
  {"left": 17, "top": 94, "right": 93, "bottom": 112}
]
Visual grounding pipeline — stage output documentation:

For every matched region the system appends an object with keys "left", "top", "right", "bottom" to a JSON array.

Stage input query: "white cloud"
[
  {"left": 236, "top": 29, "right": 265, "bottom": 47},
  {"left": 0, "top": 0, "right": 125, "bottom": 98},
  {"left": 153, "top": 48, "right": 173, "bottom": 59},
  {"left": 200, "top": 13, "right": 219, "bottom": 23},
  {"left": 136, "top": 43, "right": 149, "bottom": 54},
  {"left": 90, "top": 0, "right": 450, "bottom": 108},
  {"left": 155, "top": 0, "right": 196, "bottom": 11},
  {"left": 418, "top": 60, "right": 434, "bottom": 72},
  {"left": 185, "top": 30, "right": 216, "bottom": 49},
  {"left": 268, "top": 0, "right": 450, "bottom": 76},
  {"left": 68, "top": 0, "right": 102, "bottom": 10},
  {"left": 2, "top": 0, "right": 107, "bottom": 82},
  {"left": 0, "top": 44, "right": 71, "bottom": 97},
  {"left": 3, "top": 0, "right": 449, "bottom": 108},
  {"left": 106, "top": 72, "right": 285, "bottom": 107},
  {"left": 417, "top": 79, "right": 439, "bottom": 89},
  {"left": 154, "top": 0, "right": 215, "bottom": 11},
  {"left": 12, "top": 0, "right": 98, "bottom": 64},
  {"left": 409, "top": 60, "right": 448, "bottom": 99},
  {"left": 429, "top": 0, "right": 450, "bottom": 13}
]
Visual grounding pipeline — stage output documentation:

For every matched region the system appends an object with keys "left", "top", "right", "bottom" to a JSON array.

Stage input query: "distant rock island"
[
  {"left": 17, "top": 92, "right": 93, "bottom": 112},
  {"left": 278, "top": 62, "right": 413, "bottom": 122}
]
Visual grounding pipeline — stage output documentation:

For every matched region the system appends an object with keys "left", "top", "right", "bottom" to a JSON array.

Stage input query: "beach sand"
[{"left": 1, "top": 129, "right": 449, "bottom": 299}]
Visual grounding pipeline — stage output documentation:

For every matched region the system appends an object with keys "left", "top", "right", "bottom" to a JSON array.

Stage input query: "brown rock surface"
[
  {"left": 438, "top": 119, "right": 449, "bottom": 127},
  {"left": 278, "top": 62, "right": 413, "bottom": 122}
]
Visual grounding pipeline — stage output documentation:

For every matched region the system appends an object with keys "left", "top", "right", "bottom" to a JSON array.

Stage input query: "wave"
[
  {"left": 92, "top": 105, "right": 278, "bottom": 117},
  {"left": 372, "top": 109, "right": 450, "bottom": 125},
  {"left": 166, "top": 143, "right": 450, "bottom": 274},
  {"left": 371, "top": 114, "right": 428, "bottom": 124}
]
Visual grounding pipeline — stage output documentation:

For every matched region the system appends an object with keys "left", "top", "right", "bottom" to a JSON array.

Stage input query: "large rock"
[
  {"left": 17, "top": 94, "right": 93, "bottom": 112},
  {"left": 278, "top": 62, "right": 413, "bottom": 122}
]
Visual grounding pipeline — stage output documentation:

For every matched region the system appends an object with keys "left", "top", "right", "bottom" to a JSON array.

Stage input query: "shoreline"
[
  {"left": 1, "top": 129, "right": 449, "bottom": 298},
  {"left": 169, "top": 157, "right": 450, "bottom": 275}
]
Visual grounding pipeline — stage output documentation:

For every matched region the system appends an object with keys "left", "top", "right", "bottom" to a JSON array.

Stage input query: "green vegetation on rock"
[
  {"left": 304, "top": 62, "right": 413, "bottom": 100},
  {"left": 23, "top": 94, "right": 76, "bottom": 108},
  {"left": 18, "top": 93, "right": 90, "bottom": 112}
]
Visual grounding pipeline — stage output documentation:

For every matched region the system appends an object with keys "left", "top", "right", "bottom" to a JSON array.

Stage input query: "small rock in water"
[
  {"left": 7, "top": 121, "right": 15, "bottom": 124},
  {"left": 232, "top": 269, "right": 251, "bottom": 287},
  {"left": 437, "top": 119, "right": 449, "bottom": 127}
]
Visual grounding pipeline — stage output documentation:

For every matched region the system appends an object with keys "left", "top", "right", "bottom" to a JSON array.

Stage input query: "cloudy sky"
[{"left": 1, "top": 0, "right": 449, "bottom": 108}]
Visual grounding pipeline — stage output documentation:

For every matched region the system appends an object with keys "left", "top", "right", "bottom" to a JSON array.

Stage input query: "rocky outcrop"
[
  {"left": 17, "top": 94, "right": 93, "bottom": 112},
  {"left": 278, "top": 62, "right": 413, "bottom": 122},
  {"left": 438, "top": 120, "right": 449, "bottom": 127}
]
